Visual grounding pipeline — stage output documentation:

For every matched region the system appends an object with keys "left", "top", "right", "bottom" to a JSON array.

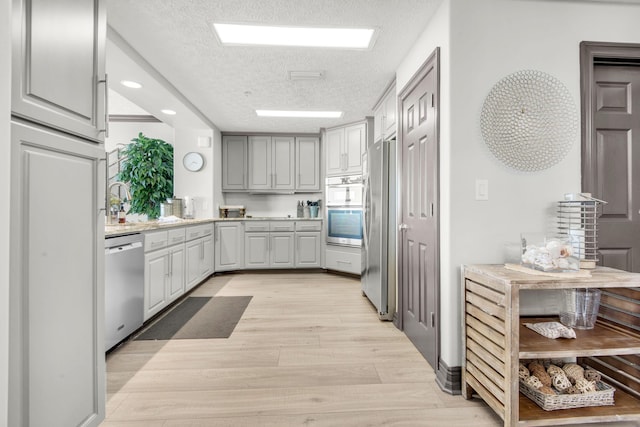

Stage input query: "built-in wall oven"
[{"left": 326, "top": 175, "right": 363, "bottom": 247}]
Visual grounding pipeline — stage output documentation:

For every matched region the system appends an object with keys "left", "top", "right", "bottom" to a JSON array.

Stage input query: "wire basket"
[
  {"left": 557, "top": 193, "right": 607, "bottom": 269},
  {"left": 520, "top": 379, "right": 614, "bottom": 411}
]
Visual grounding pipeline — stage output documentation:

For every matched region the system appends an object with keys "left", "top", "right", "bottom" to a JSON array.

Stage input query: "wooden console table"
[{"left": 461, "top": 264, "right": 640, "bottom": 426}]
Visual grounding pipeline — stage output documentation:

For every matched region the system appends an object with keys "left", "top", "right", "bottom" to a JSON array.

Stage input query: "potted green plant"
[{"left": 118, "top": 132, "right": 174, "bottom": 220}]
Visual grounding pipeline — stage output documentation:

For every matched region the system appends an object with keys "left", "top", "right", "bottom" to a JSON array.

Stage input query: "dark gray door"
[
  {"left": 587, "top": 64, "right": 640, "bottom": 271},
  {"left": 399, "top": 50, "right": 439, "bottom": 369}
]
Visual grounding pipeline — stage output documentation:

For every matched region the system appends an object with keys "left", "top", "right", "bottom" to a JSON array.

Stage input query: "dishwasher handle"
[{"left": 105, "top": 241, "right": 143, "bottom": 255}]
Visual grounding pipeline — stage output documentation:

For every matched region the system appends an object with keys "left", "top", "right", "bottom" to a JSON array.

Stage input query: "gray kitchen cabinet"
[
  {"left": 12, "top": 0, "right": 107, "bottom": 143},
  {"left": 295, "top": 221, "right": 322, "bottom": 268},
  {"left": 295, "top": 232, "right": 322, "bottom": 268},
  {"left": 222, "top": 135, "right": 247, "bottom": 191},
  {"left": 245, "top": 231, "right": 270, "bottom": 268},
  {"left": 144, "top": 229, "right": 186, "bottom": 320},
  {"left": 9, "top": 120, "right": 106, "bottom": 427},
  {"left": 167, "top": 243, "right": 186, "bottom": 303},
  {"left": 167, "top": 228, "right": 186, "bottom": 303},
  {"left": 201, "top": 235, "right": 214, "bottom": 278},
  {"left": 373, "top": 80, "right": 397, "bottom": 143},
  {"left": 295, "top": 136, "right": 320, "bottom": 191},
  {"left": 248, "top": 136, "right": 295, "bottom": 191},
  {"left": 383, "top": 87, "right": 397, "bottom": 137},
  {"left": 215, "top": 222, "right": 245, "bottom": 272},
  {"left": 186, "top": 239, "right": 202, "bottom": 288},
  {"left": 325, "top": 245, "right": 361, "bottom": 275},
  {"left": 144, "top": 246, "right": 170, "bottom": 321},
  {"left": 245, "top": 221, "right": 295, "bottom": 269},
  {"left": 271, "top": 232, "right": 295, "bottom": 268},
  {"left": 325, "top": 120, "right": 370, "bottom": 176},
  {"left": 185, "top": 224, "right": 214, "bottom": 291},
  {"left": 374, "top": 104, "right": 384, "bottom": 142},
  {"left": 9, "top": 2, "right": 107, "bottom": 425}
]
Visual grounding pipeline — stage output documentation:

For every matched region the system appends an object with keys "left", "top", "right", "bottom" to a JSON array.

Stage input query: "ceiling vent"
[{"left": 288, "top": 70, "right": 325, "bottom": 81}]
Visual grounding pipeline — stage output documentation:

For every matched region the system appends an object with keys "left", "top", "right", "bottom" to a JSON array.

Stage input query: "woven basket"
[{"left": 519, "top": 379, "right": 615, "bottom": 411}]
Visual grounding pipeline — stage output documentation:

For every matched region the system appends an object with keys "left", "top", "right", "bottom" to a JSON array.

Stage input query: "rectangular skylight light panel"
[
  {"left": 256, "top": 110, "right": 343, "bottom": 118},
  {"left": 213, "top": 23, "right": 376, "bottom": 49}
]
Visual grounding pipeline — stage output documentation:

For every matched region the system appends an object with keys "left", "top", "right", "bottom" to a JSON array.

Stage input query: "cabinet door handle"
[
  {"left": 169, "top": 252, "right": 173, "bottom": 276},
  {"left": 98, "top": 74, "right": 109, "bottom": 137}
]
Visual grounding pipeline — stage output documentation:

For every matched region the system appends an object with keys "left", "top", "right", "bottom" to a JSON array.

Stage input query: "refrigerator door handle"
[{"left": 362, "top": 175, "right": 371, "bottom": 252}]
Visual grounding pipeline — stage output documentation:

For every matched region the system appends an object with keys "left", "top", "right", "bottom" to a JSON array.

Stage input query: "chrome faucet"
[{"left": 107, "top": 181, "right": 132, "bottom": 224}]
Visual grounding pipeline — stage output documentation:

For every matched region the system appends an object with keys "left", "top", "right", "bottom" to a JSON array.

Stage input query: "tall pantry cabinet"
[{"left": 9, "top": 1, "right": 107, "bottom": 426}]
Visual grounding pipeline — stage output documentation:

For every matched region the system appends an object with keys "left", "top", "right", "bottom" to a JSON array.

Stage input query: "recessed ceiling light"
[
  {"left": 213, "top": 23, "right": 376, "bottom": 49},
  {"left": 161, "top": 109, "right": 177, "bottom": 115},
  {"left": 256, "top": 110, "right": 343, "bottom": 118},
  {"left": 120, "top": 80, "right": 142, "bottom": 89},
  {"left": 288, "top": 70, "right": 325, "bottom": 81}
]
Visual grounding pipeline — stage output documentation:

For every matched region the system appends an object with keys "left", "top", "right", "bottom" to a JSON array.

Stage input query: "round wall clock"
[{"left": 183, "top": 151, "right": 204, "bottom": 172}]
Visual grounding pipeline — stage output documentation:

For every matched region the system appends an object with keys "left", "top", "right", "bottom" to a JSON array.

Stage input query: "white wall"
[
  {"left": 223, "top": 192, "right": 323, "bottom": 218},
  {"left": 446, "top": 0, "right": 640, "bottom": 366},
  {"left": 396, "top": 0, "right": 640, "bottom": 369},
  {"left": 105, "top": 121, "right": 174, "bottom": 153},
  {"left": 0, "top": 0, "right": 10, "bottom": 422},
  {"left": 173, "top": 128, "right": 216, "bottom": 218},
  {"left": 397, "top": 0, "right": 640, "bottom": 366}
]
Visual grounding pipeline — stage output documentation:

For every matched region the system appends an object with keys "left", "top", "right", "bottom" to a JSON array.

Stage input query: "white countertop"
[{"left": 105, "top": 217, "right": 322, "bottom": 237}]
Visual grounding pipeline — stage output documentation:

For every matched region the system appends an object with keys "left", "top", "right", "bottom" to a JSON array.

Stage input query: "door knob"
[{"left": 399, "top": 223, "right": 409, "bottom": 231}]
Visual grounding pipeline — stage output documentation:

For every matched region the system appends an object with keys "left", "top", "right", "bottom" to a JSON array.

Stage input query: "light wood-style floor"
[{"left": 102, "top": 272, "right": 502, "bottom": 426}]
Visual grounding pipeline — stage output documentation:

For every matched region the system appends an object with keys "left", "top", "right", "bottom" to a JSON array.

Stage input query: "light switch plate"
[{"left": 475, "top": 179, "right": 489, "bottom": 200}]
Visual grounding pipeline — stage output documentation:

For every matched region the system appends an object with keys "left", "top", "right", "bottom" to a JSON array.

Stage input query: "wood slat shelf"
[
  {"left": 519, "top": 387, "right": 640, "bottom": 426},
  {"left": 461, "top": 265, "right": 640, "bottom": 427},
  {"left": 519, "top": 317, "right": 640, "bottom": 359}
]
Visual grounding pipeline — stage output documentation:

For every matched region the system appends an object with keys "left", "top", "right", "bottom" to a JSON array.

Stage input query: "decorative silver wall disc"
[{"left": 480, "top": 70, "right": 578, "bottom": 172}]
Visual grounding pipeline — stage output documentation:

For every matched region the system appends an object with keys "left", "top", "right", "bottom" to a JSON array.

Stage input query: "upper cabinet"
[
  {"left": 373, "top": 80, "right": 397, "bottom": 142},
  {"left": 222, "top": 135, "right": 248, "bottom": 191},
  {"left": 325, "top": 119, "right": 371, "bottom": 177},
  {"left": 222, "top": 134, "right": 320, "bottom": 193},
  {"left": 248, "top": 136, "right": 295, "bottom": 191},
  {"left": 295, "top": 137, "right": 320, "bottom": 191},
  {"left": 12, "top": 0, "right": 107, "bottom": 143}
]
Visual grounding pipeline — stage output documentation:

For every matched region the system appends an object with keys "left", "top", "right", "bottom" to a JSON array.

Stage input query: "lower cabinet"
[
  {"left": 295, "top": 221, "right": 322, "bottom": 268},
  {"left": 144, "top": 241, "right": 187, "bottom": 321},
  {"left": 144, "top": 246, "right": 169, "bottom": 321},
  {"left": 215, "top": 222, "right": 245, "bottom": 271},
  {"left": 185, "top": 224, "right": 214, "bottom": 291},
  {"left": 186, "top": 234, "right": 214, "bottom": 291},
  {"left": 325, "top": 245, "right": 361, "bottom": 275},
  {"left": 271, "top": 232, "right": 295, "bottom": 268},
  {"left": 143, "top": 225, "right": 213, "bottom": 321},
  {"left": 167, "top": 244, "right": 186, "bottom": 302},
  {"left": 245, "top": 221, "right": 295, "bottom": 269},
  {"left": 295, "top": 232, "right": 322, "bottom": 268}
]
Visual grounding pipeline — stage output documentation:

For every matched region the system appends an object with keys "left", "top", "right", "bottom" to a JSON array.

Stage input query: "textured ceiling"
[{"left": 106, "top": 0, "right": 443, "bottom": 133}]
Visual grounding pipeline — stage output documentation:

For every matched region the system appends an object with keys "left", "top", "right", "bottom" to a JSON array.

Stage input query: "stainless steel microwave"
[{"left": 325, "top": 175, "right": 363, "bottom": 207}]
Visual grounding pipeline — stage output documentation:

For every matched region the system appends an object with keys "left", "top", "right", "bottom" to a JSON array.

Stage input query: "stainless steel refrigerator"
[{"left": 362, "top": 137, "right": 396, "bottom": 320}]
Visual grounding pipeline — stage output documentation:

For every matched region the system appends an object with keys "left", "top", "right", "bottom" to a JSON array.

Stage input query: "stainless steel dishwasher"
[{"left": 105, "top": 233, "right": 144, "bottom": 352}]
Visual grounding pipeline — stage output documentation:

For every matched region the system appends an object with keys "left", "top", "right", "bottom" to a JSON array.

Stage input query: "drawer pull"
[{"left": 336, "top": 260, "right": 352, "bottom": 265}]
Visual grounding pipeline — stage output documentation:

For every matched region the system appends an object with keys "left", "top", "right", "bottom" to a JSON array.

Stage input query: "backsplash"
[{"left": 224, "top": 193, "right": 323, "bottom": 218}]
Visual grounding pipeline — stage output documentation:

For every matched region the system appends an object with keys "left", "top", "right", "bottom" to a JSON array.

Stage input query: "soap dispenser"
[{"left": 118, "top": 203, "right": 126, "bottom": 224}]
